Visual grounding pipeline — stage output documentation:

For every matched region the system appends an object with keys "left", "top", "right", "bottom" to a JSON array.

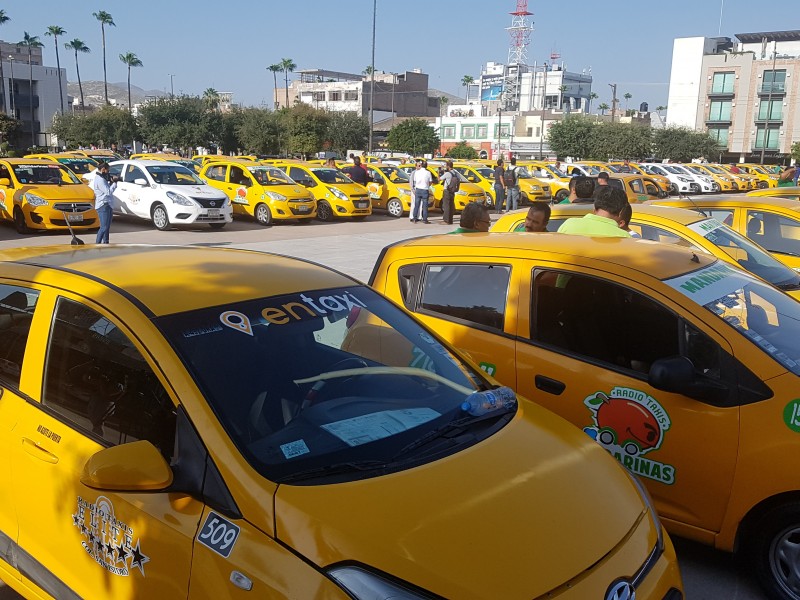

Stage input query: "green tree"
[
  {"left": 118, "top": 52, "right": 142, "bottom": 113},
  {"left": 203, "top": 87, "right": 220, "bottom": 110},
  {"left": 588, "top": 91, "right": 598, "bottom": 114},
  {"left": 325, "top": 111, "right": 368, "bottom": 157},
  {"left": 92, "top": 10, "right": 115, "bottom": 104},
  {"left": 281, "top": 103, "right": 329, "bottom": 157},
  {"left": 237, "top": 107, "right": 281, "bottom": 155},
  {"left": 546, "top": 116, "right": 597, "bottom": 160},
  {"left": 362, "top": 65, "right": 374, "bottom": 76},
  {"left": 280, "top": 57, "right": 296, "bottom": 109},
  {"left": 0, "top": 10, "right": 9, "bottom": 115},
  {"left": 598, "top": 102, "right": 609, "bottom": 116},
  {"left": 591, "top": 122, "right": 652, "bottom": 161},
  {"left": 791, "top": 141, "right": 800, "bottom": 163},
  {"left": 45, "top": 25, "right": 66, "bottom": 114},
  {"left": 218, "top": 108, "right": 245, "bottom": 155},
  {"left": 138, "top": 96, "right": 216, "bottom": 151},
  {"left": 461, "top": 75, "right": 474, "bottom": 103},
  {"left": 652, "top": 127, "right": 718, "bottom": 162},
  {"left": 18, "top": 32, "right": 44, "bottom": 148},
  {"left": 65, "top": 39, "right": 90, "bottom": 114},
  {"left": 267, "top": 63, "right": 281, "bottom": 108},
  {"left": 445, "top": 141, "right": 478, "bottom": 160},
  {"left": 386, "top": 118, "right": 440, "bottom": 156},
  {"left": 623, "top": 92, "right": 632, "bottom": 111},
  {"left": 0, "top": 113, "right": 22, "bottom": 152},
  {"left": 52, "top": 105, "right": 136, "bottom": 148},
  {"left": 558, "top": 85, "right": 568, "bottom": 110},
  {"left": 439, "top": 96, "right": 449, "bottom": 117}
]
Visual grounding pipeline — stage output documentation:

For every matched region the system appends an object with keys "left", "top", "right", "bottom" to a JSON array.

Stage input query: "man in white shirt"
[{"left": 411, "top": 160, "right": 433, "bottom": 224}]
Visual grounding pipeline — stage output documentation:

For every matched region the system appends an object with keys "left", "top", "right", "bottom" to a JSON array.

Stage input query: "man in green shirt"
[
  {"left": 558, "top": 176, "right": 595, "bottom": 204},
  {"left": 557, "top": 187, "right": 631, "bottom": 238},
  {"left": 451, "top": 202, "right": 491, "bottom": 233}
]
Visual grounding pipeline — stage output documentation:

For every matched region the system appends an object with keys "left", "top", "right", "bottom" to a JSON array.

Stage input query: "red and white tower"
[{"left": 503, "top": 0, "right": 534, "bottom": 110}]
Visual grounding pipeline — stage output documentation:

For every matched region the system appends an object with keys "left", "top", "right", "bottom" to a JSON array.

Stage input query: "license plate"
[
  {"left": 297, "top": 205, "right": 311, "bottom": 213},
  {"left": 66, "top": 213, "right": 84, "bottom": 223},
  {"left": 355, "top": 201, "right": 368, "bottom": 208},
  {"left": 207, "top": 209, "right": 220, "bottom": 218}
]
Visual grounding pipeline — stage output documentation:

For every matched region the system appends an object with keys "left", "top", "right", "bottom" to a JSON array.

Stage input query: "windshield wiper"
[{"left": 278, "top": 460, "right": 389, "bottom": 483}]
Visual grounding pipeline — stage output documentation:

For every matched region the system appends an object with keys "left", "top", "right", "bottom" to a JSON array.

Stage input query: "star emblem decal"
[{"left": 129, "top": 539, "right": 149, "bottom": 576}]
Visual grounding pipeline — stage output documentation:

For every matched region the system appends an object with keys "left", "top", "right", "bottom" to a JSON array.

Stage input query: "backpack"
[
  {"left": 503, "top": 166, "right": 518, "bottom": 187},
  {"left": 447, "top": 171, "right": 460, "bottom": 193}
]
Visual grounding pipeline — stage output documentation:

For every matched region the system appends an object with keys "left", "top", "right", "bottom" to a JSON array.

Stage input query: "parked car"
[
  {"left": 0, "top": 244, "right": 682, "bottom": 599},
  {"left": 272, "top": 162, "right": 371, "bottom": 221}
]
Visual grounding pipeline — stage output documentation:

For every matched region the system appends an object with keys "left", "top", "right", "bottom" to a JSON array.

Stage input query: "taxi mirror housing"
[
  {"left": 0, "top": 178, "right": 11, "bottom": 187},
  {"left": 648, "top": 356, "right": 730, "bottom": 405},
  {"left": 134, "top": 178, "right": 148, "bottom": 186},
  {"left": 81, "top": 440, "right": 173, "bottom": 492}
]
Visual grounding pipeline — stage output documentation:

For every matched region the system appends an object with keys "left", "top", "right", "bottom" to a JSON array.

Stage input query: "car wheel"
[
  {"left": 690, "top": 183, "right": 701, "bottom": 194},
  {"left": 13, "top": 208, "right": 29, "bottom": 234},
  {"left": 751, "top": 503, "right": 800, "bottom": 600},
  {"left": 555, "top": 189, "right": 569, "bottom": 202},
  {"left": 387, "top": 198, "right": 403, "bottom": 218},
  {"left": 255, "top": 203, "right": 272, "bottom": 226},
  {"left": 669, "top": 183, "right": 678, "bottom": 195},
  {"left": 758, "top": 181, "right": 769, "bottom": 189},
  {"left": 317, "top": 201, "right": 333, "bottom": 222},
  {"left": 152, "top": 203, "right": 171, "bottom": 231},
  {"left": 209, "top": 222, "right": 226, "bottom": 230}
]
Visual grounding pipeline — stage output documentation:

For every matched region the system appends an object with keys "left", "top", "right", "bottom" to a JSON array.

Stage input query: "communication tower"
[{"left": 502, "top": 0, "right": 534, "bottom": 111}]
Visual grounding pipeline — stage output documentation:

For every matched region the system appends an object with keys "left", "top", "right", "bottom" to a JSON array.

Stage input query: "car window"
[
  {"left": 0, "top": 284, "right": 39, "bottom": 389},
  {"left": 12, "top": 163, "right": 80, "bottom": 185},
  {"left": 124, "top": 165, "right": 147, "bottom": 183},
  {"left": 108, "top": 164, "right": 123, "bottom": 179},
  {"left": 229, "top": 165, "right": 250, "bottom": 186},
  {"left": 702, "top": 209, "right": 734, "bottom": 227},
  {"left": 42, "top": 298, "right": 177, "bottom": 459},
  {"left": 636, "top": 224, "right": 694, "bottom": 248},
  {"left": 57, "top": 158, "right": 96, "bottom": 174},
  {"left": 747, "top": 210, "right": 800, "bottom": 258},
  {"left": 628, "top": 178, "right": 645, "bottom": 194},
  {"left": 147, "top": 164, "right": 202, "bottom": 185},
  {"left": 248, "top": 166, "right": 293, "bottom": 186},
  {"left": 419, "top": 264, "right": 510, "bottom": 330},
  {"left": 205, "top": 165, "right": 226, "bottom": 181},
  {"left": 312, "top": 168, "right": 353, "bottom": 185}
]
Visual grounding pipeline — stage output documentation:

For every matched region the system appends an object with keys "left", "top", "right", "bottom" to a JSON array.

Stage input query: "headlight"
[
  {"left": 265, "top": 191, "right": 287, "bottom": 201},
  {"left": 329, "top": 187, "right": 348, "bottom": 201},
  {"left": 166, "top": 191, "right": 194, "bottom": 206},
  {"left": 456, "top": 190, "right": 467, "bottom": 195},
  {"left": 626, "top": 471, "right": 664, "bottom": 552},
  {"left": 678, "top": 176, "right": 692, "bottom": 182},
  {"left": 328, "top": 565, "right": 429, "bottom": 599},
  {"left": 399, "top": 188, "right": 411, "bottom": 196},
  {"left": 531, "top": 185, "right": 540, "bottom": 191},
  {"left": 25, "top": 193, "right": 48, "bottom": 207}
]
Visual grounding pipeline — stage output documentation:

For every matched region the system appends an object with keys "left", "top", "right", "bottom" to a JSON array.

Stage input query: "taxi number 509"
[{"left": 197, "top": 512, "right": 240, "bottom": 558}]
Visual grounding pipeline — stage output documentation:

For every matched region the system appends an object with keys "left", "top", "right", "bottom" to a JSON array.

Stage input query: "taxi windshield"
[
  {"left": 247, "top": 166, "right": 293, "bottom": 185},
  {"left": 145, "top": 164, "right": 203, "bottom": 185},
  {"left": 689, "top": 219, "right": 800, "bottom": 290},
  {"left": 685, "top": 166, "right": 706, "bottom": 175},
  {"left": 169, "top": 159, "right": 200, "bottom": 171},
  {"left": 376, "top": 166, "right": 409, "bottom": 183},
  {"left": 474, "top": 167, "right": 494, "bottom": 179},
  {"left": 665, "top": 263, "right": 800, "bottom": 376},
  {"left": 577, "top": 165, "right": 602, "bottom": 175},
  {"left": 312, "top": 168, "right": 353, "bottom": 184},
  {"left": 705, "top": 165, "right": 726, "bottom": 174},
  {"left": 12, "top": 163, "right": 81, "bottom": 185},
  {"left": 57, "top": 158, "right": 96, "bottom": 174},
  {"left": 157, "top": 286, "right": 511, "bottom": 484},
  {"left": 547, "top": 165, "right": 568, "bottom": 177}
]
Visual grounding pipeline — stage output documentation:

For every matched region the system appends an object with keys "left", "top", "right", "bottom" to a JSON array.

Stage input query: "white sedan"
[{"left": 89, "top": 160, "right": 232, "bottom": 230}]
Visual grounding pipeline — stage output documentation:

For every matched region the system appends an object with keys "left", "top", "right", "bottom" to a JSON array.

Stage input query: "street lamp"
[
  {"left": 8, "top": 55, "right": 15, "bottom": 117},
  {"left": 367, "top": 0, "right": 377, "bottom": 154},
  {"left": 169, "top": 74, "right": 175, "bottom": 98},
  {"left": 539, "top": 62, "right": 548, "bottom": 160}
]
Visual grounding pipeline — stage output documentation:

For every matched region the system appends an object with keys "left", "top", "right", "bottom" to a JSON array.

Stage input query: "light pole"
[
  {"left": 609, "top": 83, "right": 617, "bottom": 123},
  {"left": 497, "top": 107, "right": 502, "bottom": 160},
  {"left": 169, "top": 74, "right": 175, "bottom": 98},
  {"left": 367, "top": 0, "right": 377, "bottom": 154},
  {"left": 760, "top": 40, "right": 777, "bottom": 164},
  {"left": 8, "top": 56, "right": 14, "bottom": 117},
  {"left": 539, "top": 62, "right": 548, "bottom": 160},
  {"left": 391, "top": 72, "right": 397, "bottom": 118}
]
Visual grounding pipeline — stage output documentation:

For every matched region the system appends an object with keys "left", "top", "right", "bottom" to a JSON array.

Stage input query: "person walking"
[
  {"left": 439, "top": 160, "right": 458, "bottom": 225},
  {"left": 493, "top": 158, "right": 507, "bottom": 213},
  {"left": 91, "top": 161, "right": 118, "bottom": 244},
  {"left": 504, "top": 157, "right": 521, "bottom": 211},
  {"left": 411, "top": 159, "right": 433, "bottom": 223}
]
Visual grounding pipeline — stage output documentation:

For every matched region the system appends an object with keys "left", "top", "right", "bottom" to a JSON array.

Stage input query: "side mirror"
[
  {"left": 648, "top": 356, "right": 730, "bottom": 405},
  {"left": 0, "top": 177, "right": 11, "bottom": 187},
  {"left": 81, "top": 440, "right": 173, "bottom": 492},
  {"left": 373, "top": 174, "right": 383, "bottom": 183},
  {"left": 134, "top": 178, "right": 148, "bottom": 186}
]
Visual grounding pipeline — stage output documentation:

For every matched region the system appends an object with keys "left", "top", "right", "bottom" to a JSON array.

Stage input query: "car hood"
[
  {"left": 161, "top": 183, "right": 227, "bottom": 199},
  {"left": 19, "top": 184, "right": 94, "bottom": 203},
  {"left": 274, "top": 402, "right": 648, "bottom": 598},
  {"left": 327, "top": 182, "right": 369, "bottom": 195}
]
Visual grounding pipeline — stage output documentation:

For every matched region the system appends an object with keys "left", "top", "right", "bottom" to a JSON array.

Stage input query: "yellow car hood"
[
  {"left": 274, "top": 402, "right": 647, "bottom": 598},
  {"left": 21, "top": 184, "right": 94, "bottom": 203}
]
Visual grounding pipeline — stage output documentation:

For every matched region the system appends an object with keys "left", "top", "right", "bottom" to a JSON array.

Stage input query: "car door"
[
  {"left": 0, "top": 162, "right": 17, "bottom": 223},
  {"left": 365, "top": 167, "right": 388, "bottom": 209},
  {"left": 744, "top": 208, "right": 800, "bottom": 268},
  {"left": 12, "top": 292, "right": 202, "bottom": 598},
  {"left": 514, "top": 265, "right": 739, "bottom": 535},
  {"left": 117, "top": 163, "right": 152, "bottom": 219}
]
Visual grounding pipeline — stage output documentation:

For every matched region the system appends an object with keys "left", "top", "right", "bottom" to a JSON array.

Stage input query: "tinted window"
[
  {"left": 420, "top": 264, "right": 510, "bottom": 330},
  {"left": 42, "top": 298, "right": 176, "bottom": 458},
  {"left": 205, "top": 165, "right": 226, "bottom": 181},
  {"left": 746, "top": 210, "right": 800, "bottom": 258},
  {"left": 123, "top": 165, "right": 147, "bottom": 183},
  {"left": 0, "top": 285, "right": 39, "bottom": 388},
  {"left": 636, "top": 224, "right": 694, "bottom": 248}
]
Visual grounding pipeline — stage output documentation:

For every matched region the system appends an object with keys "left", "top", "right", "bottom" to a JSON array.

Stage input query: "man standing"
[
  {"left": 438, "top": 160, "right": 457, "bottom": 225},
  {"left": 493, "top": 158, "right": 507, "bottom": 213},
  {"left": 504, "top": 157, "right": 520, "bottom": 211},
  {"left": 592, "top": 172, "right": 610, "bottom": 197},
  {"left": 557, "top": 187, "right": 631, "bottom": 238},
  {"left": 345, "top": 156, "right": 370, "bottom": 186},
  {"left": 411, "top": 160, "right": 433, "bottom": 223},
  {"left": 91, "top": 161, "right": 117, "bottom": 244}
]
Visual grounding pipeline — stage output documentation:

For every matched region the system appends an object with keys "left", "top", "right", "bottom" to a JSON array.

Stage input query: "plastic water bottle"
[{"left": 461, "top": 387, "right": 517, "bottom": 416}]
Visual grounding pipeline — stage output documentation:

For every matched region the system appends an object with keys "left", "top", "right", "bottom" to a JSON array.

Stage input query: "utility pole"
[
  {"left": 760, "top": 40, "right": 777, "bottom": 164},
  {"left": 539, "top": 62, "right": 548, "bottom": 160},
  {"left": 367, "top": 0, "right": 377, "bottom": 154},
  {"left": 8, "top": 56, "right": 15, "bottom": 117},
  {"left": 169, "top": 74, "right": 175, "bottom": 98},
  {"left": 609, "top": 83, "right": 617, "bottom": 123},
  {"left": 497, "top": 107, "right": 503, "bottom": 160}
]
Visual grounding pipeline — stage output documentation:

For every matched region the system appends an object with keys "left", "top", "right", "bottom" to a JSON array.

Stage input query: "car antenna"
[{"left": 680, "top": 193, "right": 708, "bottom": 218}]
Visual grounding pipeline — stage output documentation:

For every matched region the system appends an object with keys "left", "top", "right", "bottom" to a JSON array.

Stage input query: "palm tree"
[
  {"left": 65, "top": 39, "right": 90, "bottom": 114},
  {"left": 624, "top": 92, "right": 632, "bottom": 111},
  {"left": 119, "top": 52, "right": 142, "bottom": 113},
  {"left": 656, "top": 105, "right": 666, "bottom": 116},
  {"left": 45, "top": 25, "right": 67, "bottom": 114},
  {"left": 461, "top": 75, "right": 474, "bottom": 103},
  {"left": 280, "top": 58, "right": 296, "bottom": 109},
  {"left": 93, "top": 10, "right": 115, "bottom": 104},
  {"left": 18, "top": 32, "right": 44, "bottom": 148},
  {"left": 0, "top": 10, "right": 9, "bottom": 116},
  {"left": 439, "top": 96, "right": 449, "bottom": 117},
  {"left": 203, "top": 88, "right": 220, "bottom": 111},
  {"left": 362, "top": 65, "right": 375, "bottom": 77},
  {"left": 598, "top": 102, "right": 610, "bottom": 116},
  {"left": 588, "top": 91, "right": 598, "bottom": 114},
  {"left": 267, "top": 63, "right": 281, "bottom": 108},
  {"left": 558, "top": 85, "right": 568, "bottom": 110}
]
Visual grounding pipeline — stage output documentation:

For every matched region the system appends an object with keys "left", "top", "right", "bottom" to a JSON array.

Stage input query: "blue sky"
[{"left": 1, "top": 0, "right": 796, "bottom": 110}]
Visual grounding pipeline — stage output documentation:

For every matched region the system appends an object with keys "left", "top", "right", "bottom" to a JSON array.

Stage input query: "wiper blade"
[{"left": 278, "top": 460, "right": 388, "bottom": 483}]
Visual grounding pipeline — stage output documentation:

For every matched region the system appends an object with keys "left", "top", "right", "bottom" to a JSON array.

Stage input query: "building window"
[
  {"left": 755, "top": 126, "right": 780, "bottom": 150},
  {"left": 344, "top": 90, "right": 358, "bottom": 101},
  {"left": 493, "top": 124, "right": 511, "bottom": 138},
  {"left": 545, "top": 94, "right": 558, "bottom": 109},
  {"left": 711, "top": 71, "right": 735, "bottom": 94},
  {"left": 462, "top": 125, "right": 475, "bottom": 139},
  {"left": 476, "top": 125, "right": 488, "bottom": 138},
  {"left": 526, "top": 127, "right": 533, "bottom": 137},
  {"left": 757, "top": 99, "right": 783, "bottom": 121},
  {"left": 441, "top": 125, "right": 456, "bottom": 139},
  {"left": 310, "top": 92, "right": 325, "bottom": 102},
  {"left": 708, "top": 127, "right": 729, "bottom": 146},
  {"left": 708, "top": 100, "right": 731, "bottom": 122},
  {"left": 761, "top": 70, "right": 786, "bottom": 94},
  {"left": 328, "top": 91, "right": 342, "bottom": 102}
]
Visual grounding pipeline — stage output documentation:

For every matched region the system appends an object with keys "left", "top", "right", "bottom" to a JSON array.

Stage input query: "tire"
[
  {"left": 554, "top": 189, "right": 569, "bottom": 202},
  {"left": 316, "top": 201, "right": 333, "bottom": 222},
  {"left": 13, "top": 208, "right": 29, "bottom": 234},
  {"left": 690, "top": 183, "right": 701, "bottom": 194},
  {"left": 669, "top": 183, "right": 678, "bottom": 195},
  {"left": 750, "top": 503, "right": 800, "bottom": 600},
  {"left": 209, "top": 222, "right": 226, "bottom": 230},
  {"left": 255, "top": 203, "right": 272, "bottom": 226},
  {"left": 152, "top": 203, "right": 171, "bottom": 231},
  {"left": 387, "top": 198, "right": 403, "bottom": 218},
  {"left": 758, "top": 181, "right": 769, "bottom": 189}
]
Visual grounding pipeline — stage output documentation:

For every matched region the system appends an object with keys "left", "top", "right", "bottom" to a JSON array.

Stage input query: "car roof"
[
  {"left": 0, "top": 158, "right": 64, "bottom": 165},
  {"left": 382, "top": 232, "right": 715, "bottom": 281},
  {"left": 0, "top": 245, "right": 356, "bottom": 317},
  {"left": 112, "top": 159, "right": 191, "bottom": 167},
  {"left": 653, "top": 197, "right": 800, "bottom": 212},
  {"left": 549, "top": 203, "right": 705, "bottom": 225}
]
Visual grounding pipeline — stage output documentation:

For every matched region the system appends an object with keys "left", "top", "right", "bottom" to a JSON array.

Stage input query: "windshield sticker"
[
  {"left": 220, "top": 311, "right": 253, "bottom": 335},
  {"left": 583, "top": 387, "right": 675, "bottom": 485},
  {"left": 321, "top": 408, "right": 440, "bottom": 447},
  {"left": 687, "top": 218, "right": 725, "bottom": 237},
  {"left": 280, "top": 439, "right": 310, "bottom": 459},
  {"left": 73, "top": 496, "right": 149, "bottom": 576},
  {"left": 479, "top": 362, "right": 497, "bottom": 376},
  {"left": 784, "top": 401, "right": 800, "bottom": 433},
  {"left": 664, "top": 262, "right": 752, "bottom": 307},
  {"left": 197, "top": 512, "right": 240, "bottom": 559}
]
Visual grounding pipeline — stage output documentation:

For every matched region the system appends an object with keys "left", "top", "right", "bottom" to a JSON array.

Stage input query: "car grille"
[
  {"left": 288, "top": 198, "right": 314, "bottom": 203},
  {"left": 191, "top": 196, "right": 226, "bottom": 209},
  {"left": 290, "top": 205, "right": 314, "bottom": 215},
  {"left": 194, "top": 214, "right": 227, "bottom": 222},
  {"left": 52, "top": 203, "right": 94, "bottom": 213},
  {"left": 51, "top": 217, "right": 97, "bottom": 226},
  {"left": 468, "top": 193, "right": 484, "bottom": 198}
]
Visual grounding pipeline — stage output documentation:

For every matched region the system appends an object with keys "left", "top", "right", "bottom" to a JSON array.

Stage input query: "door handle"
[
  {"left": 535, "top": 375, "right": 566, "bottom": 396},
  {"left": 22, "top": 438, "right": 59, "bottom": 464}
]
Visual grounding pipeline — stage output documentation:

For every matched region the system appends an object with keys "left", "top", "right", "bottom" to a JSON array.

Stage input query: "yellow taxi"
[
  {"left": 654, "top": 196, "right": 800, "bottom": 270},
  {"left": 609, "top": 162, "right": 673, "bottom": 196},
  {"left": 680, "top": 164, "right": 735, "bottom": 192},
  {"left": 736, "top": 164, "right": 779, "bottom": 188},
  {"left": 362, "top": 163, "right": 414, "bottom": 217},
  {"left": 493, "top": 204, "right": 800, "bottom": 298},
  {"left": 606, "top": 174, "right": 664, "bottom": 203},
  {"left": 397, "top": 163, "right": 489, "bottom": 210},
  {"left": 451, "top": 162, "right": 501, "bottom": 207},
  {"left": 714, "top": 164, "right": 759, "bottom": 191},
  {"left": 0, "top": 244, "right": 682, "bottom": 599},
  {"left": 65, "top": 149, "right": 121, "bottom": 163},
  {"left": 520, "top": 161, "right": 571, "bottom": 202},
  {"left": 0, "top": 158, "right": 97, "bottom": 234},
  {"left": 272, "top": 162, "right": 371, "bottom": 221},
  {"left": 24, "top": 153, "right": 98, "bottom": 180},
  {"left": 371, "top": 231, "right": 800, "bottom": 600},
  {"left": 200, "top": 160, "right": 316, "bottom": 225}
]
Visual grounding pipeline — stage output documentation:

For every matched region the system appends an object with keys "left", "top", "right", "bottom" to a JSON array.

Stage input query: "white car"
[
  {"left": 640, "top": 163, "right": 695, "bottom": 194},
  {"left": 93, "top": 160, "right": 232, "bottom": 230}
]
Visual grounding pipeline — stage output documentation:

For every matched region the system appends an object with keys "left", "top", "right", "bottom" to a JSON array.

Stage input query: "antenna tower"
[{"left": 503, "top": 0, "right": 534, "bottom": 111}]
